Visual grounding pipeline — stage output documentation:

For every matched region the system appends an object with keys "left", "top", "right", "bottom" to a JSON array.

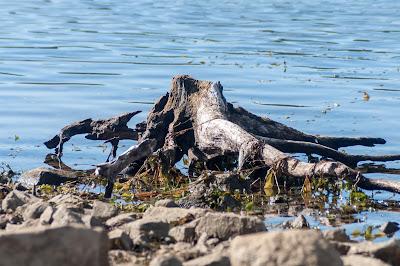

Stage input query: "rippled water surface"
[{"left": 1, "top": 1, "right": 399, "bottom": 192}]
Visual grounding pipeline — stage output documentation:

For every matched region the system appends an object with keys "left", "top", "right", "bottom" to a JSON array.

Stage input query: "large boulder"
[
  {"left": 0, "top": 225, "right": 109, "bottom": 266},
  {"left": 19, "top": 167, "right": 77, "bottom": 188},
  {"left": 229, "top": 230, "right": 343, "bottom": 266},
  {"left": 195, "top": 212, "right": 266, "bottom": 241}
]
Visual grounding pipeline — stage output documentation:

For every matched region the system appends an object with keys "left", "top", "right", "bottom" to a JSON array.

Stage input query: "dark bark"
[{"left": 44, "top": 111, "right": 141, "bottom": 157}]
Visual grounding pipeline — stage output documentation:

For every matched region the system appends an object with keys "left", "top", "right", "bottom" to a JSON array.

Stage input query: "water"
[{"left": 0, "top": 0, "right": 399, "bottom": 234}]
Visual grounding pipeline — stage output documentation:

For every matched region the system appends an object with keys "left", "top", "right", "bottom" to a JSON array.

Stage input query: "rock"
[
  {"left": 22, "top": 200, "right": 49, "bottom": 221},
  {"left": 229, "top": 230, "right": 343, "bottom": 266},
  {"left": 106, "top": 213, "right": 140, "bottom": 228},
  {"left": 380, "top": 221, "right": 399, "bottom": 235},
  {"left": 108, "top": 250, "right": 146, "bottom": 266},
  {"left": 341, "top": 255, "right": 390, "bottom": 266},
  {"left": 49, "top": 193, "right": 86, "bottom": 210},
  {"left": 108, "top": 229, "right": 133, "bottom": 250},
  {"left": 155, "top": 199, "right": 179, "bottom": 208},
  {"left": 19, "top": 167, "right": 76, "bottom": 188},
  {"left": 1, "top": 190, "right": 39, "bottom": 211},
  {"left": 183, "top": 251, "right": 230, "bottom": 266},
  {"left": 92, "top": 200, "right": 118, "bottom": 221},
  {"left": 0, "top": 225, "right": 108, "bottom": 266},
  {"left": 0, "top": 214, "right": 8, "bottom": 229},
  {"left": 39, "top": 205, "right": 55, "bottom": 225},
  {"left": 143, "top": 206, "right": 207, "bottom": 224},
  {"left": 291, "top": 214, "right": 309, "bottom": 229},
  {"left": 83, "top": 215, "right": 103, "bottom": 228},
  {"left": 125, "top": 219, "right": 170, "bottom": 245},
  {"left": 149, "top": 254, "right": 182, "bottom": 266},
  {"left": 51, "top": 205, "right": 84, "bottom": 226},
  {"left": 322, "top": 228, "right": 351, "bottom": 242},
  {"left": 195, "top": 212, "right": 266, "bottom": 241},
  {"left": 347, "top": 238, "right": 400, "bottom": 266},
  {"left": 5, "top": 219, "right": 41, "bottom": 232},
  {"left": 169, "top": 220, "right": 198, "bottom": 242}
]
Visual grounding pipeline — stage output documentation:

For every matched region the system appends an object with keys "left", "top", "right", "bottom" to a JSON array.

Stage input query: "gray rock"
[
  {"left": 22, "top": 200, "right": 49, "bottom": 221},
  {"left": 1, "top": 190, "right": 39, "bottom": 211},
  {"left": 108, "top": 229, "right": 133, "bottom": 250},
  {"left": 0, "top": 225, "right": 108, "bottom": 266},
  {"left": 195, "top": 212, "right": 266, "bottom": 241},
  {"left": 229, "top": 230, "right": 343, "bottom": 266},
  {"left": 49, "top": 194, "right": 85, "bottom": 211},
  {"left": 83, "top": 215, "right": 103, "bottom": 228},
  {"left": 92, "top": 200, "right": 118, "bottom": 221},
  {"left": 291, "top": 214, "right": 309, "bottom": 229},
  {"left": 155, "top": 199, "right": 179, "bottom": 208},
  {"left": 125, "top": 218, "right": 170, "bottom": 242},
  {"left": 341, "top": 255, "right": 390, "bottom": 266},
  {"left": 169, "top": 220, "right": 198, "bottom": 242},
  {"left": 149, "top": 254, "right": 182, "bottom": 266},
  {"left": 143, "top": 206, "right": 207, "bottom": 224},
  {"left": 51, "top": 205, "right": 84, "bottom": 226},
  {"left": 108, "top": 250, "right": 146, "bottom": 266},
  {"left": 39, "top": 206, "right": 55, "bottom": 225},
  {"left": 0, "top": 214, "right": 8, "bottom": 229},
  {"left": 5, "top": 219, "right": 41, "bottom": 232},
  {"left": 347, "top": 238, "right": 400, "bottom": 266},
  {"left": 322, "top": 228, "right": 350, "bottom": 242},
  {"left": 19, "top": 167, "right": 76, "bottom": 188},
  {"left": 183, "top": 251, "right": 230, "bottom": 266},
  {"left": 380, "top": 221, "right": 399, "bottom": 235},
  {"left": 106, "top": 213, "right": 140, "bottom": 228}
]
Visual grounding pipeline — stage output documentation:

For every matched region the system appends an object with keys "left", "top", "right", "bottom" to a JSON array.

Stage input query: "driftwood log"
[{"left": 45, "top": 75, "right": 400, "bottom": 198}]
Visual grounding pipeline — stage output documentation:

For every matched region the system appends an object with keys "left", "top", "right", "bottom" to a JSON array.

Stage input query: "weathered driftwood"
[
  {"left": 46, "top": 75, "right": 400, "bottom": 196},
  {"left": 44, "top": 111, "right": 141, "bottom": 159}
]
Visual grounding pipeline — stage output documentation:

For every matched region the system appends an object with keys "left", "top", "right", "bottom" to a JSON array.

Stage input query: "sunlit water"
[{"left": 0, "top": 0, "right": 399, "bottom": 237}]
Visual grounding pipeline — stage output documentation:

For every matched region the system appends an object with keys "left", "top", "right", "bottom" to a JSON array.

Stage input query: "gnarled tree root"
[
  {"left": 45, "top": 75, "right": 400, "bottom": 197},
  {"left": 44, "top": 111, "right": 141, "bottom": 158}
]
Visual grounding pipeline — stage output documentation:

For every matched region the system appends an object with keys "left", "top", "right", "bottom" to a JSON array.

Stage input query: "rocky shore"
[{"left": 1, "top": 185, "right": 399, "bottom": 266}]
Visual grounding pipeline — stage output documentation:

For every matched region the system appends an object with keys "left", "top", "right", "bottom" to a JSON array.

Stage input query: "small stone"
[
  {"left": 1, "top": 190, "right": 39, "bottom": 211},
  {"left": 125, "top": 219, "right": 170, "bottom": 241},
  {"left": 51, "top": 205, "right": 84, "bottom": 226},
  {"left": 341, "top": 255, "right": 390, "bottom": 266},
  {"left": 155, "top": 199, "right": 179, "bottom": 208},
  {"left": 108, "top": 229, "right": 133, "bottom": 250},
  {"left": 143, "top": 207, "right": 207, "bottom": 224},
  {"left": 183, "top": 251, "right": 230, "bottom": 266},
  {"left": 322, "top": 228, "right": 350, "bottom": 242},
  {"left": 39, "top": 206, "right": 55, "bottom": 225},
  {"left": 149, "top": 254, "right": 182, "bottom": 266},
  {"left": 229, "top": 230, "right": 343, "bottom": 266},
  {"left": 49, "top": 194, "right": 85, "bottom": 211},
  {"left": 169, "top": 220, "right": 198, "bottom": 242},
  {"left": 82, "top": 215, "right": 103, "bottom": 228},
  {"left": 195, "top": 212, "right": 266, "bottom": 241},
  {"left": 291, "top": 214, "right": 309, "bottom": 229},
  {"left": 380, "top": 221, "right": 399, "bottom": 235},
  {"left": 108, "top": 250, "right": 145, "bottom": 266},
  {"left": 22, "top": 200, "right": 49, "bottom": 221},
  {"left": 0, "top": 215, "right": 9, "bottom": 229},
  {"left": 92, "top": 200, "right": 118, "bottom": 221},
  {"left": 106, "top": 213, "right": 140, "bottom": 228}
]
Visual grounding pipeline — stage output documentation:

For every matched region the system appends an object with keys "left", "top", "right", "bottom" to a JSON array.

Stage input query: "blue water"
[{"left": 0, "top": 0, "right": 399, "bottom": 232}]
